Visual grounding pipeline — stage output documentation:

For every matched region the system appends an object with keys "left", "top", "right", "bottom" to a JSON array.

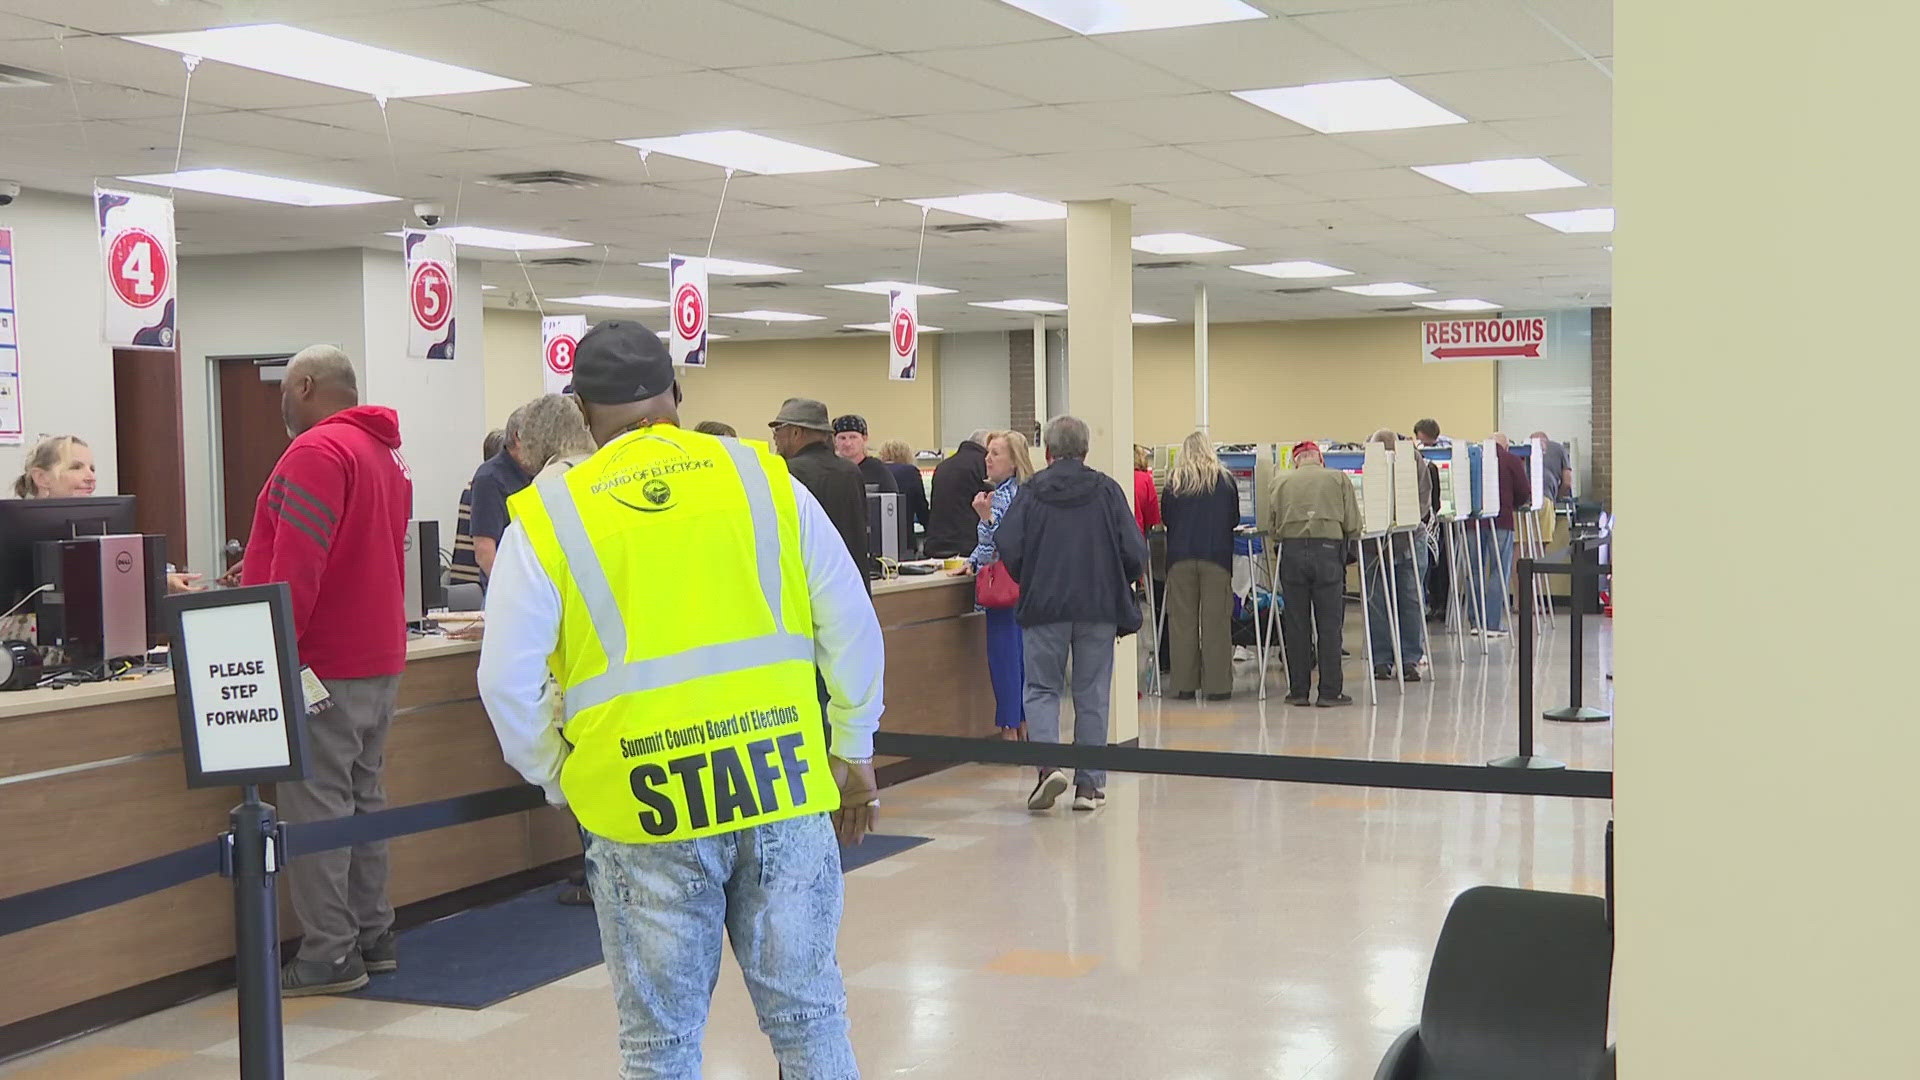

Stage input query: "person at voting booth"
[
  {"left": 1361, "top": 430, "right": 1429, "bottom": 682},
  {"left": 476, "top": 320, "right": 883, "bottom": 1079},
  {"left": 1477, "top": 434, "right": 1532, "bottom": 638},
  {"left": 1268, "top": 441, "right": 1362, "bottom": 707},
  {"left": 232, "top": 345, "right": 413, "bottom": 997}
]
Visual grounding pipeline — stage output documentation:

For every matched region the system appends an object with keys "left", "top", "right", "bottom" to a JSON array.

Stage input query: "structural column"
[
  {"left": 1033, "top": 314, "right": 1048, "bottom": 432},
  {"left": 1066, "top": 198, "right": 1137, "bottom": 746}
]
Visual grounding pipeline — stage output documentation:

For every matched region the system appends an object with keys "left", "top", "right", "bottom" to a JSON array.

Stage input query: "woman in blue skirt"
[{"left": 961, "top": 430, "right": 1035, "bottom": 739}]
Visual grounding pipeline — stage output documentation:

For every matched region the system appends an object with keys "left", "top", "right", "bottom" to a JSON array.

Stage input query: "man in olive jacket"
[{"left": 994, "top": 415, "right": 1147, "bottom": 813}]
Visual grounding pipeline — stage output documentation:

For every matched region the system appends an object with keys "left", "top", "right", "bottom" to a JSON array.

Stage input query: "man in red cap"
[{"left": 1266, "top": 441, "right": 1362, "bottom": 706}]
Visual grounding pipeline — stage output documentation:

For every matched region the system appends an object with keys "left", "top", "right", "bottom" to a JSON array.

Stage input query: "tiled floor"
[{"left": 4, "top": 613, "right": 1613, "bottom": 1079}]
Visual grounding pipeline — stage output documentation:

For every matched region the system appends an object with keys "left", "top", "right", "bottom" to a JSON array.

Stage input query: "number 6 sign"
[
  {"left": 96, "top": 187, "right": 177, "bottom": 350},
  {"left": 404, "top": 228, "right": 458, "bottom": 361}
]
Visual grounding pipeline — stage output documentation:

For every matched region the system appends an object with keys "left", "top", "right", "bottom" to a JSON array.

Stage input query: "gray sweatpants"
[
  {"left": 277, "top": 674, "right": 401, "bottom": 964},
  {"left": 1022, "top": 621, "right": 1117, "bottom": 790}
]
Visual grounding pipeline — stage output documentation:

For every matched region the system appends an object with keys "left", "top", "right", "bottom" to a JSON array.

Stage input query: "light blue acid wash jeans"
[
  {"left": 1480, "top": 526, "right": 1517, "bottom": 632},
  {"left": 584, "top": 813, "right": 858, "bottom": 1080}
]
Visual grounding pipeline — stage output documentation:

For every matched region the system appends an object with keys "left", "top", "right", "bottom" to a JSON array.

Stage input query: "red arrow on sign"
[{"left": 1430, "top": 343, "right": 1540, "bottom": 360}]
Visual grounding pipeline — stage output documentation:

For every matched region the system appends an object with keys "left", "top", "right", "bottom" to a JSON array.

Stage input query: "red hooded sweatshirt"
[{"left": 242, "top": 406, "right": 413, "bottom": 679}]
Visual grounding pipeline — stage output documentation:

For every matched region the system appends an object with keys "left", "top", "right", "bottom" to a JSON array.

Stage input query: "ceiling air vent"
[
  {"left": 1274, "top": 287, "right": 1329, "bottom": 295},
  {"left": 1135, "top": 260, "right": 1196, "bottom": 271},
  {"left": 833, "top": 327, "right": 869, "bottom": 334},
  {"left": 735, "top": 280, "right": 786, "bottom": 289},
  {"left": 482, "top": 170, "right": 602, "bottom": 191},
  {"left": 932, "top": 221, "right": 1007, "bottom": 235},
  {"left": 1377, "top": 306, "right": 1420, "bottom": 313},
  {"left": 527, "top": 256, "right": 593, "bottom": 268},
  {"left": 0, "top": 64, "right": 55, "bottom": 89}
]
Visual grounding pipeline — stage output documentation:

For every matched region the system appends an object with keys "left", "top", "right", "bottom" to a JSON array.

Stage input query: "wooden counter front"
[{"left": 870, "top": 575, "right": 994, "bottom": 779}]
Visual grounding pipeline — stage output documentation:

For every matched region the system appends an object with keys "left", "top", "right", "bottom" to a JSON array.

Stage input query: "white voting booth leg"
[
  {"left": 1259, "top": 543, "right": 1286, "bottom": 699},
  {"left": 1470, "top": 518, "right": 1492, "bottom": 655},
  {"left": 1442, "top": 521, "right": 1467, "bottom": 661},
  {"left": 1355, "top": 537, "right": 1379, "bottom": 706}
]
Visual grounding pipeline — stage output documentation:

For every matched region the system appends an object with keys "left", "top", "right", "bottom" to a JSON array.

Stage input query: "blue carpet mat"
[{"left": 352, "top": 833, "right": 931, "bottom": 1009}]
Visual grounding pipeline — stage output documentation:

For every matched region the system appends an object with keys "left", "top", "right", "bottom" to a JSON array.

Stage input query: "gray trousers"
[
  {"left": 1022, "top": 621, "right": 1116, "bottom": 789},
  {"left": 277, "top": 674, "right": 401, "bottom": 964},
  {"left": 1166, "top": 559, "right": 1233, "bottom": 696}
]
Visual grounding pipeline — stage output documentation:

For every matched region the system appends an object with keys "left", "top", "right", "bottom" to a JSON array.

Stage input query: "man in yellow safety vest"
[{"left": 477, "top": 320, "right": 884, "bottom": 1079}]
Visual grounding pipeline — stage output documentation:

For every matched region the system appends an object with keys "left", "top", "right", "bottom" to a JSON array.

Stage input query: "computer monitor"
[{"left": 0, "top": 496, "right": 139, "bottom": 609}]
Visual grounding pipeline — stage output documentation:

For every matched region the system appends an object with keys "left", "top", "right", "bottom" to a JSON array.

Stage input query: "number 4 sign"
[
  {"left": 96, "top": 187, "right": 177, "bottom": 351},
  {"left": 404, "top": 229, "right": 457, "bottom": 361}
]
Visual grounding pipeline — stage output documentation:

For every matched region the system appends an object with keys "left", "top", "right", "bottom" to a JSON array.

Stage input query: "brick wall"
[
  {"left": 1590, "top": 306, "right": 1612, "bottom": 507},
  {"left": 1008, "top": 330, "right": 1035, "bottom": 437}
]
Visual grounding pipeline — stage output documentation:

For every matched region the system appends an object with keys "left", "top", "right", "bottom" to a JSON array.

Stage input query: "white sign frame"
[
  {"left": 404, "top": 228, "right": 458, "bottom": 361},
  {"left": 888, "top": 289, "right": 918, "bottom": 381},
  {"left": 0, "top": 226, "right": 22, "bottom": 445},
  {"left": 166, "top": 584, "right": 309, "bottom": 789},
  {"left": 669, "top": 254, "right": 709, "bottom": 368},
  {"left": 542, "top": 314, "right": 587, "bottom": 395},
  {"left": 96, "top": 187, "right": 178, "bottom": 351},
  {"left": 1421, "top": 315, "right": 1547, "bottom": 363}
]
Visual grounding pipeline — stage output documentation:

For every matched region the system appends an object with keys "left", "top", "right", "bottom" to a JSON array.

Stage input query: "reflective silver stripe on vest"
[
  {"left": 718, "top": 438, "right": 788, "bottom": 635},
  {"left": 565, "top": 632, "right": 814, "bottom": 716},
  {"left": 536, "top": 475, "right": 628, "bottom": 668}
]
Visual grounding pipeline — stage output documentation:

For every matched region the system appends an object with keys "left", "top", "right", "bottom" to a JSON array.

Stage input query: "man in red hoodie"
[{"left": 241, "top": 344, "right": 412, "bottom": 996}]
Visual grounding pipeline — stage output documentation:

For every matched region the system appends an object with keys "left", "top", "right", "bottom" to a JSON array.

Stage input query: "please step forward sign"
[
  {"left": 1421, "top": 315, "right": 1547, "bottom": 362},
  {"left": 166, "top": 584, "right": 310, "bottom": 788}
]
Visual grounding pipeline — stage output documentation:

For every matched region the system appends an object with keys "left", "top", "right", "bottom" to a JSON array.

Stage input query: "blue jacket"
[
  {"left": 995, "top": 457, "right": 1146, "bottom": 632},
  {"left": 1161, "top": 473, "right": 1240, "bottom": 570}
]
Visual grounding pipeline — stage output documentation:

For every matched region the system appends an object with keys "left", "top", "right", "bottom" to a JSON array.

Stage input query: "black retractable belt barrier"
[
  {"left": 1490, "top": 558, "right": 1566, "bottom": 771},
  {"left": 226, "top": 788, "right": 284, "bottom": 1080},
  {"left": 1543, "top": 535, "right": 1611, "bottom": 723}
]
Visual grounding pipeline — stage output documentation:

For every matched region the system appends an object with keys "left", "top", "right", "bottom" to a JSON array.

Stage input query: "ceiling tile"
[
  {"left": 425, "top": 87, "right": 687, "bottom": 141},
  {"left": 1095, "top": 16, "right": 1380, "bottom": 91},
  {"left": 1484, "top": 116, "right": 1608, "bottom": 158},
  {"left": 727, "top": 0, "right": 1073, "bottom": 51},
  {"left": 913, "top": 106, "right": 1155, "bottom": 155},
  {"left": 908, "top": 39, "right": 1204, "bottom": 104},
  {"left": 309, "top": 6, "right": 697, "bottom": 84},
  {"left": 0, "top": 0, "right": 233, "bottom": 35},
  {"left": 1296, "top": 0, "right": 1583, "bottom": 75},
  {"left": 578, "top": 72, "right": 871, "bottom": 128},
  {"left": 1404, "top": 62, "right": 1611, "bottom": 122},
  {"left": 0, "top": 34, "right": 368, "bottom": 111},
  {"left": 756, "top": 118, "right": 1005, "bottom": 167},
  {"left": 482, "top": 0, "right": 875, "bottom": 67},
  {"left": 1144, "top": 176, "right": 1326, "bottom": 209},
  {"left": 1329, "top": 123, "right": 1525, "bottom": 167},
  {"left": 1032, "top": 146, "right": 1246, "bottom": 185},
  {"left": 1062, "top": 94, "right": 1293, "bottom": 144},
  {"left": 1347, "top": 193, "right": 1509, "bottom": 221},
  {"left": 738, "top": 54, "right": 1032, "bottom": 115},
  {"left": 1183, "top": 136, "right": 1384, "bottom": 175}
]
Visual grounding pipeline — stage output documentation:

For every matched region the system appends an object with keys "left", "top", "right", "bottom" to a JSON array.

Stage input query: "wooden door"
[
  {"left": 216, "top": 357, "right": 292, "bottom": 572},
  {"left": 111, "top": 349, "right": 189, "bottom": 566}
]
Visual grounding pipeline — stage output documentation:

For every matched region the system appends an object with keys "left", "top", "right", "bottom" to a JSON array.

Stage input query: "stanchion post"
[
  {"left": 1544, "top": 537, "right": 1611, "bottom": 723},
  {"left": 1491, "top": 558, "right": 1565, "bottom": 770},
  {"left": 228, "top": 785, "right": 285, "bottom": 1080}
]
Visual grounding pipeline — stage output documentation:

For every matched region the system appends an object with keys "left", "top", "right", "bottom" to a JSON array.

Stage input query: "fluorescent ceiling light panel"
[
  {"left": 550, "top": 295, "right": 668, "bottom": 309},
  {"left": 846, "top": 322, "right": 945, "bottom": 333},
  {"left": 124, "top": 25, "right": 527, "bottom": 98},
  {"left": 1414, "top": 299, "right": 1502, "bottom": 312},
  {"left": 640, "top": 257, "right": 800, "bottom": 276},
  {"left": 1331, "top": 282, "right": 1436, "bottom": 297},
  {"left": 119, "top": 168, "right": 397, "bottom": 207},
  {"left": 619, "top": 131, "right": 875, "bottom": 175},
  {"left": 907, "top": 193, "right": 1067, "bottom": 222},
  {"left": 384, "top": 226, "right": 590, "bottom": 251},
  {"left": 1412, "top": 158, "right": 1585, "bottom": 193},
  {"left": 997, "top": 0, "right": 1266, "bottom": 35},
  {"left": 716, "top": 309, "right": 825, "bottom": 322},
  {"left": 1231, "top": 261, "right": 1352, "bottom": 279},
  {"left": 969, "top": 299, "right": 1068, "bottom": 312},
  {"left": 827, "top": 280, "right": 958, "bottom": 296},
  {"left": 1232, "top": 79, "right": 1466, "bottom": 134},
  {"left": 1132, "top": 313, "right": 1174, "bottom": 324},
  {"left": 1131, "top": 233, "right": 1243, "bottom": 255},
  {"left": 1526, "top": 208, "right": 1615, "bottom": 233}
]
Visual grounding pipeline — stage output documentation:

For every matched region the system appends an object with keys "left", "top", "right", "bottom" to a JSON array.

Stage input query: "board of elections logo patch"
[{"left": 642, "top": 480, "right": 671, "bottom": 506}]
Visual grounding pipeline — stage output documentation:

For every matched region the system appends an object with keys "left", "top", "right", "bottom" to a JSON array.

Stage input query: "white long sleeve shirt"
[{"left": 476, "top": 476, "right": 885, "bottom": 806}]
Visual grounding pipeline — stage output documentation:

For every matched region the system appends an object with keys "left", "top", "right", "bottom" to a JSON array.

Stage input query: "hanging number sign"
[
  {"left": 669, "top": 253, "right": 708, "bottom": 368},
  {"left": 96, "top": 187, "right": 177, "bottom": 350},
  {"left": 888, "top": 289, "right": 918, "bottom": 381},
  {"left": 404, "top": 229, "right": 457, "bottom": 361},
  {"left": 542, "top": 315, "right": 588, "bottom": 395}
]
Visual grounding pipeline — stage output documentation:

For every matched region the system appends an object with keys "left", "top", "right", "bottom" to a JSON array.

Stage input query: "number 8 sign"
[{"left": 96, "top": 187, "right": 178, "bottom": 350}]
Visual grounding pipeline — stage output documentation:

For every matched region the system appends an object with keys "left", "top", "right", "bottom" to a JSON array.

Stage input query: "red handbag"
[{"left": 975, "top": 561, "right": 1020, "bottom": 609}]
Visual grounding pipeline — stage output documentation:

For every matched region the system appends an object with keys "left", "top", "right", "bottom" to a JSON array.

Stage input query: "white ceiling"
[{"left": 0, "top": 0, "right": 1612, "bottom": 341}]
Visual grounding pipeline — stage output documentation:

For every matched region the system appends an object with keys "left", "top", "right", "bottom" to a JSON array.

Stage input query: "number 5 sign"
[
  {"left": 95, "top": 187, "right": 177, "bottom": 351},
  {"left": 404, "top": 229, "right": 458, "bottom": 361}
]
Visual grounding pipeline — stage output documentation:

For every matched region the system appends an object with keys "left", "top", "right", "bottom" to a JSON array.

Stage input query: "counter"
[{"left": 0, "top": 576, "right": 992, "bottom": 1048}]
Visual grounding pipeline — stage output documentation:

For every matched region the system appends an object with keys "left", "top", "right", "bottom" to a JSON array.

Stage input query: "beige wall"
[
  {"left": 483, "top": 307, "right": 544, "bottom": 429},
  {"left": 1132, "top": 317, "right": 1498, "bottom": 448},
  {"left": 1615, "top": 1, "right": 1915, "bottom": 1076}
]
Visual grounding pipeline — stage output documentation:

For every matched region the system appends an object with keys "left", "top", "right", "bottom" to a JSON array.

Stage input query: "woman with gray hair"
[{"left": 516, "top": 394, "right": 598, "bottom": 478}]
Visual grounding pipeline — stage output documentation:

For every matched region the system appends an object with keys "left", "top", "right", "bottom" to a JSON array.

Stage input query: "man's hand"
[
  {"left": 216, "top": 560, "right": 244, "bottom": 587},
  {"left": 829, "top": 755, "right": 878, "bottom": 846}
]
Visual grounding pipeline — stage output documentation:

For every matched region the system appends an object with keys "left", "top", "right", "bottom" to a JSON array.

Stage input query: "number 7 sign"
[{"left": 96, "top": 187, "right": 177, "bottom": 350}]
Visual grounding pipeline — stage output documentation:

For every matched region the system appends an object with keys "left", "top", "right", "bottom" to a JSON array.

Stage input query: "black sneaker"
[
  {"left": 1404, "top": 668, "right": 1422, "bottom": 683},
  {"left": 281, "top": 953, "right": 368, "bottom": 997},
  {"left": 1027, "top": 769, "right": 1070, "bottom": 811},
  {"left": 1374, "top": 666, "right": 1396, "bottom": 681},
  {"left": 1204, "top": 692, "right": 1232, "bottom": 701},
  {"left": 1173, "top": 690, "right": 1196, "bottom": 701},
  {"left": 1316, "top": 693, "right": 1354, "bottom": 707},
  {"left": 360, "top": 931, "right": 397, "bottom": 974},
  {"left": 1284, "top": 692, "right": 1312, "bottom": 706}
]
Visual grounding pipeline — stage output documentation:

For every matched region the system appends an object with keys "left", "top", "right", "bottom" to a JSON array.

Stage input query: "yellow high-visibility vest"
[{"left": 506, "top": 425, "right": 837, "bottom": 843}]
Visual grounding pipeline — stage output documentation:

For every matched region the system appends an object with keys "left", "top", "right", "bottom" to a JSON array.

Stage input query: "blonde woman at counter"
[
  {"left": 11, "top": 434, "right": 203, "bottom": 594},
  {"left": 952, "top": 430, "right": 1035, "bottom": 740}
]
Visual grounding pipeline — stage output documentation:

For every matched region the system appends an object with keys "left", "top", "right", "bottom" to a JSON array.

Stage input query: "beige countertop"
[
  {"left": 0, "top": 634, "right": 481, "bottom": 721},
  {"left": 871, "top": 573, "right": 972, "bottom": 597}
]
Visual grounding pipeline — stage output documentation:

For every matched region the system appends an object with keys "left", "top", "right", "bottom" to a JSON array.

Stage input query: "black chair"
[{"left": 1376, "top": 886, "right": 1614, "bottom": 1080}]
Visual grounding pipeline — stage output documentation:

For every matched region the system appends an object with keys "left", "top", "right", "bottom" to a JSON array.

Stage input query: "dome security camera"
[
  {"left": 412, "top": 200, "right": 445, "bottom": 228},
  {"left": 0, "top": 181, "right": 20, "bottom": 206}
]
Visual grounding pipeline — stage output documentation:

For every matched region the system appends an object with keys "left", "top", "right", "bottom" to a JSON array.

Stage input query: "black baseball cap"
[{"left": 570, "top": 320, "right": 676, "bottom": 405}]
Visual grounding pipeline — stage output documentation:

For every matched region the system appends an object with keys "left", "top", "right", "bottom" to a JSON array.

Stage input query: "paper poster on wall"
[
  {"left": 541, "top": 314, "right": 587, "bottom": 395},
  {"left": 1527, "top": 437, "right": 1546, "bottom": 510},
  {"left": 96, "top": 187, "right": 177, "bottom": 351},
  {"left": 668, "top": 254, "right": 709, "bottom": 368},
  {"left": 0, "top": 227, "right": 21, "bottom": 446},
  {"left": 404, "top": 229, "right": 457, "bottom": 361},
  {"left": 888, "top": 289, "right": 918, "bottom": 381},
  {"left": 1480, "top": 439, "right": 1502, "bottom": 519}
]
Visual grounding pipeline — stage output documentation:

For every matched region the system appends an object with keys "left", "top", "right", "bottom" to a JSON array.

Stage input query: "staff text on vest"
[{"left": 628, "top": 732, "right": 812, "bottom": 836}]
